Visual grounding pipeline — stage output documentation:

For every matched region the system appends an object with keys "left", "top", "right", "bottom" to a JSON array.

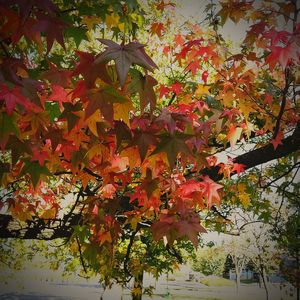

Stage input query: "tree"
[
  {"left": 192, "top": 245, "right": 226, "bottom": 277},
  {"left": 224, "top": 237, "right": 248, "bottom": 294},
  {"left": 0, "top": 0, "right": 299, "bottom": 299}
]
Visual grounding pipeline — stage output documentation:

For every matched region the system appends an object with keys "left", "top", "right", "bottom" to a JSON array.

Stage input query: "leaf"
[
  {"left": 0, "top": 112, "right": 19, "bottom": 149},
  {"left": 60, "top": 102, "right": 82, "bottom": 132},
  {"left": 45, "top": 101, "right": 61, "bottom": 123},
  {"left": 41, "top": 207, "right": 57, "bottom": 219},
  {"left": 151, "top": 133, "right": 191, "bottom": 167},
  {"left": 113, "top": 100, "right": 133, "bottom": 127},
  {"left": 32, "top": 13, "right": 67, "bottom": 53},
  {"left": 231, "top": 163, "right": 246, "bottom": 176},
  {"left": 95, "top": 39, "right": 158, "bottom": 86},
  {"left": 127, "top": 69, "right": 158, "bottom": 114},
  {"left": 31, "top": 148, "right": 49, "bottom": 166},
  {"left": 85, "top": 87, "right": 127, "bottom": 122},
  {"left": 200, "top": 176, "right": 223, "bottom": 208},
  {"left": 82, "top": 15, "right": 101, "bottom": 30},
  {"left": 64, "top": 27, "right": 88, "bottom": 47},
  {"left": 270, "top": 131, "right": 283, "bottom": 150},
  {"left": 150, "top": 22, "right": 165, "bottom": 38},
  {"left": 170, "top": 82, "right": 182, "bottom": 96},
  {"left": 105, "top": 13, "right": 124, "bottom": 31},
  {"left": 266, "top": 43, "right": 300, "bottom": 71},
  {"left": 0, "top": 84, "right": 31, "bottom": 115},
  {"left": 19, "top": 158, "right": 51, "bottom": 187},
  {"left": 227, "top": 125, "right": 243, "bottom": 148},
  {"left": 41, "top": 62, "right": 72, "bottom": 88},
  {"left": 130, "top": 131, "right": 158, "bottom": 162},
  {"left": 48, "top": 84, "right": 72, "bottom": 108},
  {"left": 73, "top": 51, "right": 112, "bottom": 87}
]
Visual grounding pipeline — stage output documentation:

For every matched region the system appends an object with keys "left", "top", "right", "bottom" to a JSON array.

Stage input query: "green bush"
[{"left": 192, "top": 247, "right": 226, "bottom": 276}]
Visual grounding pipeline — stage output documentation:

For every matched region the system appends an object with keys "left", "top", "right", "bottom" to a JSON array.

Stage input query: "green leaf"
[
  {"left": 151, "top": 133, "right": 192, "bottom": 167},
  {"left": 45, "top": 102, "right": 61, "bottom": 123},
  {"left": 19, "top": 158, "right": 51, "bottom": 187},
  {"left": 64, "top": 27, "right": 88, "bottom": 47}
]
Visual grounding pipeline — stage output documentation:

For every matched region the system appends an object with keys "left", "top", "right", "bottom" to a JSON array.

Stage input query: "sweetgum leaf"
[{"left": 95, "top": 39, "right": 157, "bottom": 86}]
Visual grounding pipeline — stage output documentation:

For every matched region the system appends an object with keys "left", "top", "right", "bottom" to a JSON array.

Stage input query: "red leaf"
[
  {"left": 266, "top": 42, "right": 300, "bottom": 71},
  {"left": 231, "top": 163, "right": 246, "bottom": 176},
  {"left": 174, "top": 34, "right": 184, "bottom": 48},
  {"left": 31, "top": 148, "right": 49, "bottom": 166},
  {"left": 0, "top": 84, "right": 31, "bottom": 115},
  {"left": 270, "top": 131, "right": 283, "bottom": 150},
  {"left": 170, "top": 82, "right": 182, "bottom": 96},
  {"left": 202, "top": 71, "right": 209, "bottom": 84},
  {"left": 32, "top": 13, "right": 67, "bottom": 53},
  {"left": 151, "top": 22, "right": 165, "bottom": 38},
  {"left": 200, "top": 176, "right": 223, "bottom": 208}
]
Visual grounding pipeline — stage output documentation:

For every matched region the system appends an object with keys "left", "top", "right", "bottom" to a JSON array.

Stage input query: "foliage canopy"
[{"left": 0, "top": 0, "right": 299, "bottom": 296}]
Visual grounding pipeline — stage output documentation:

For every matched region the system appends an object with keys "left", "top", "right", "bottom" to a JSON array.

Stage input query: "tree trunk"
[
  {"left": 235, "top": 266, "right": 241, "bottom": 295},
  {"left": 260, "top": 267, "right": 269, "bottom": 300},
  {"left": 132, "top": 271, "right": 144, "bottom": 300},
  {"left": 296, "top": 255, "right": 300, "bottom": 300}
]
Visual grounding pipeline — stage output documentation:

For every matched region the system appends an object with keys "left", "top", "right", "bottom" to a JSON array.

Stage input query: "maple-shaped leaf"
[
  {"left": 151, "top": 22, "right": 165, "bottom": 38},
  {"left": 170, "top": 82, "right": 182, "bottom": 96},
  {"left": 200, "top": 176, "right": 223, "bottom": 208},
  {"left": 130, "top": 131, "right": 158, "bottom": 162},
  {"left": 31, "top": 148, "right": 49, "bottom": 166},
  {"left": 41, "top": 62, "right": 72, "bottom": 88},
  {"left": 85, "top": 87, "right": 128, "bottom": 122},
  {"left": 114, "top": 121, "right": 132, "bottom": 151},
  {"left": 48, "top": 84, "right": 71, "bottom": 108},
  {"left": 231, "top": 163, "right": 246, "bottom": 176},
  {"left": 270, "top": 131, "right": 283, "bottom": 150},
  {"left": 95, "top": 39, "right": 158, "bottom": 86},
  {"left": 202, "top": 70, "right": 209, "bottom": 84},
  {"left": 32, "top": 13, "right": 67, "bottom": 53},
  {"left": 19, "top": 158, "right": 51, "bottom": 187},
  {"left": 127, "top": 69, "right": 158, "bottom": 114},
  {"left": 0, "top": 84, "right": 31, "bottom": 115},
  {"left": 151, "top": 133, "right": 191, "bottom": 167},
  {"left": 60, "top": 102, "right": 82, "bottom": 132},
  {"left": 72, "top": 51, "right": 111, "bottom": 87},
  {"left": 176, "top": 216, "right": 206, "bottom": 247},
  {"left": 263, "top": 93, "right": 273, "bottom": 106},
  {"left": 266, "top": 42, "right": 300, "bottom": 71},
  {"left": 174, "top": 34, "right": 185, "bottom": 48},
  {"left": 5, "top": 135, "right": 32, "bottom": 165},
  {"left": 3, "top": 0, "right": 58, "bottom": 20},
  {"left": 227, "top": 124, "right": 243, "bottom": 148},
  {"left": 0, "top": 112, "right": 19, "bottom": 149},
  {"left": 155, "top": 108, "right": 189, "bottom": 134}
]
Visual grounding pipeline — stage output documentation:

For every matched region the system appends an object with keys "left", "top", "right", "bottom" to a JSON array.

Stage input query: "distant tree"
[{"left": 192, "top": 246, "right": 226, "bottom": 277}]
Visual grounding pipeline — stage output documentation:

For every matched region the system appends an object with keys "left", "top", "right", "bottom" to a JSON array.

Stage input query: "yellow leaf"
[
  {"left": 227, "top": 125, "right": 242, "bottom": 148},
  {"left": 41, "top": 208, "right": 57, "bottom": 219},
  {"left": 238, "top": 99, "right": 255, "bottom": 118},
  {"left": 85, "top": 143, "right": 108, "bottom": 160},
  {"left": 113, "top": 100, "right": 133, "bottom": 126},
  {"left": 237, "top": 183, "right": 250, "bottom": 208},
  {"left": 85, "top": 110, "right": 102, "bottom": 137},
  {"left": 240, "top": 192, "right": 250, "bottom": 208},
  {"left": 100, "top": 231, "right": 112, "bottom": 245},
  {"left": 15, "top": 211, "right": 33, "bottom": 222},
  {"left": 82, "top": 15, "right": 101, "bottom": 30},
  {"left": 195, "top": 84, "right": 211, "bottom": 97},
  {"left": 105, "top": 13, "right": 125, "bottom": 31}
]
